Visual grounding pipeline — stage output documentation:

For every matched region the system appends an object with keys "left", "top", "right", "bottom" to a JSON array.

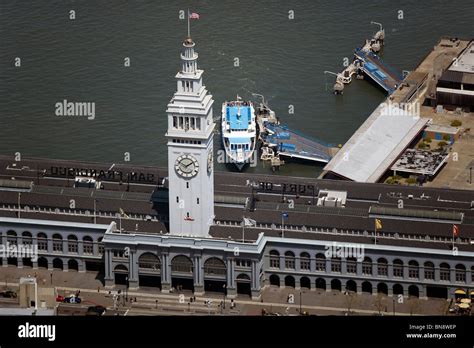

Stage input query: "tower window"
[
  {"left": 187, "top": 212, "right": 190, "bottom": 218},
  {"left": 186, "top": 182, "right": 189, "bottom": 188},
  {"left": 190, "top": 117, "right": 195, "bottom": 130},
  {"left": 179, "top": 117, "right": 183, "bottom": 129},
  {"left": 196, "top": 118, "right": 201, "bottom": 130},
  {"left": 197, "top": 198, "right": 199, "bottom": 204},
  {"left": 173, "top": 116, "right": 177, "bottom": 128},
  {"left": 176, "top": 196, "right": 179, "bottom": 203},
  {"left": 185, "top": 117, "right": 189, "bottom": 130}
]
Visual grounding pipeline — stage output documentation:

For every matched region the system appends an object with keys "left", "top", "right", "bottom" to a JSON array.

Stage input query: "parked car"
[
  {"left": 63, "top": 295, "right": 81, "bottom": 304},
  {"left": 56, "top": 295, "right": 65, "bottom": 302}
]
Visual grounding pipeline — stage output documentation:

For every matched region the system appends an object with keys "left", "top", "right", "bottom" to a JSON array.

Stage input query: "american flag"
[{"left": 189, "top": 12, "right": 200, "bottom": 19}]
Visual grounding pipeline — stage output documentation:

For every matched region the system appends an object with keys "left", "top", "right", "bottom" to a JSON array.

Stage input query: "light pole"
[
  {"left": 93, "top": 199, "right": 97, "bottom": 224},
  {"left": 18, "top": 192, "right": 21, "bottom": 219},
  {"left": 223, "top": 284, "right": 226, "bottom": 310},
  {"left": 125, "top": 276, "right": 129, "bottom": 302},
  {"left": 299, "top": 291, "right": 302, "bottom": 314}
]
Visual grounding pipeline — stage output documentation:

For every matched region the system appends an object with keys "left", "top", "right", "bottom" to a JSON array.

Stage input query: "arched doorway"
[
  {"left": 285, "top": 275, "right": 295, "bottom": 288},
  {"left": 204, "top": 257, "right": 226, "bottom": 294},
  {"left": 37, "top": 257, "right": 48, "bottom": 269},
  {"left": 52, "top": 258, "right": 63, "bottom": 270},
  {"left": 315, "top": 278, "right": 326, "bottom": 291},
  {"left": 22, "top": 257, "right": 33, "bottom": 268},
  {"left": 408, "top": 285, "right": 419, "bottom": 298},
  {"left": 377, "top": 282, "right": 388, "bottom": 295},
  {"left": 138, "top": 253, "right": 161, "bottom": 289},
  {"left": 269, "top": 274, "right": 280, "bottom": 287},
  {"left": 346, "top": 280, "right": 357, "bottom": 293},
  {"left": 361, "top": 281, "right": 373, "bottom": 294},
  {"left": 331, "top": 279, "right": 341, "bottom": 292},
  {"left": 171, "top": 255, "right": 194, "bottom": 292},
  {"left": 114, "top": 265, "right": 128, "bottom": 285},
  {"left": 236, "top": 273, "right": 251, "bottom": 297},
  {"left": 393, "top": 283, "right": 404, "bottom": 296},
  {"left": 68, "top": 259, "right": 79, "bottom": 272},
  {"left": 300, "top": 276, "right": 311, "bottom": 290}
]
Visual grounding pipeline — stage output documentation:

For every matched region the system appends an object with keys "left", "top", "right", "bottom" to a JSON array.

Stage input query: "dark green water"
[{"left": 0, "top": 0, "right": 472, "bottom": 177}]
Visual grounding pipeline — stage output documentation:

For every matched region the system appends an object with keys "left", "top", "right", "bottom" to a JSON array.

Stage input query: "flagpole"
[
  {"left": 374, "top": 219, "right": 377, "bottom": 245},
  {"left": 281, "top": 215, "right": 284, "bottom": 239},
  {"left": 187, "top": 9, "right": 190, "bottom": 38}
]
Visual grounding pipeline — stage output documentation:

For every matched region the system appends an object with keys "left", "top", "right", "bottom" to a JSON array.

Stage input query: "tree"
[
  {"left": 344, "top": 290, "right": 358, "bottom": 314},
  {"left": 374, "top": 293, "right": 386, "bottom": 315},
  {"left": 407, "top": 297, "right": 421, "bottom": 315}
]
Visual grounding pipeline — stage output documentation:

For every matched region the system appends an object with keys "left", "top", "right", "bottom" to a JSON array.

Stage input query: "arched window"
[
  {"left": 139, "top": 253, "right": 161, "bottom": 271},
  {"left": 408, "top": 260, "right": 419, "bottom": 279},
  {"left": 52, "top": 234, "right": 63, "bottom": 252},
  {"left": 331, "top": 257, "right": 341, "bottom": 273},
  {"left": 362, "top": 257, "right": 372, "bottom": 275},
  {"left": 377, "top": 258, "right": 388, "bottom": 277},
  {"left": 204, "top": 257, "right": 226, "bottom": 275},
  {"left": 171, "top": 255, "right": 193, "bottom": 273},
  {"left": 37, "top": 232, "right": 48, "bottom": 251},
  {"left": 300, "top": 252, "right": 310, "bottom": 270},
  {"left": 83, "top": 236, "right": 93, "bottom": 254},
  {"left": 7, "top": 230, "right": 17, "bottom": 246},
  {"left": 315, "top": 253, "right": 326, "bottom": 271},
  {"left": 284, "top": 251, "right": 295, "bottom": 269},
  {"left": 346, "top": 257, "right": 357, "bottom": 274},
  {"left": 68, "top": 235, "right": 78, "bottom": 253},
  {"left": 269, "top": 250, "right": 280, "bottom": 268},
  {"left": 22, "top": 231, "right": 32, "bottom": 246},
  {"left": 424, "top": 262, "right": 434, "bottom": 280},
  {"left": 440, "top": 263, "right": 450, "bottom": 282},
  {"left": 393, "top": 259, "right": 404, "bottom": 278},
  {"left": 455, "top": 264, "right": 466, "bottom": 282}
]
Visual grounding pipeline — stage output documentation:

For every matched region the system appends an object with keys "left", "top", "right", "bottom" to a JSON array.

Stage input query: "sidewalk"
[{"left": 0, "top": 266, "right": 450, "bottom": 316}]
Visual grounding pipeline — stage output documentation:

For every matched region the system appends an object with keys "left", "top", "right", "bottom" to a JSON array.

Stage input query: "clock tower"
[{"left": 165, "top": 35, "right": 215, "bottom": 237}]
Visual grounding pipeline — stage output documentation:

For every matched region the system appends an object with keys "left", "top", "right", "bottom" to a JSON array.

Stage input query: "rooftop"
[
  {"left": 448, "top": 40, "right": 474, "bottom": 74},
  {"left": 323, "top": 105, "right": 429, "bottom": 182}
]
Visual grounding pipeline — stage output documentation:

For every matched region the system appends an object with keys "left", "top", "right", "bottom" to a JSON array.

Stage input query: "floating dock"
[
  {"left": 355, "top": 48, "right": 404, "bottom": 94},
  {"left": 326, "top": 22, "right": 404, "bottom": 95},
  {"left": 261, "top": 123, "right": 333, "bottom": 164}
]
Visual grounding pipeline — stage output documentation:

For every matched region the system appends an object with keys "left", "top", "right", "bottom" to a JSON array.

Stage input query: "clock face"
[
  {"left": 207, "top": 152, "right": 213, "bottom": 174},
  {"left": 175, "top": 154, "right": 199, "bottom": 178}
]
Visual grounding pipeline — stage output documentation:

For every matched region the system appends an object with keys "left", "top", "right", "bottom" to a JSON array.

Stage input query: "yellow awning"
[{"left": 455, "top": 289, "right": 466, "bottom": 295}]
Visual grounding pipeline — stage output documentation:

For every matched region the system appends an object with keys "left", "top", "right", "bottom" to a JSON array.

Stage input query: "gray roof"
[{"left": 323, "top": 105, "right": 429, "bottom": 182}]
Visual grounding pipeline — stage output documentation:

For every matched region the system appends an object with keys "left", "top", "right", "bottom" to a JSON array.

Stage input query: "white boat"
[{"left": 221, "top": 98, "right": 256, "bottom": 170}]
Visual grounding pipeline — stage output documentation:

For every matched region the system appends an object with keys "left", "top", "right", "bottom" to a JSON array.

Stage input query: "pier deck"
[
  {"left": 262, "top": 123, "right": 333, "bottom": 164},
  {"left": 355, "top": 48, "right": 403, "bottom": 94}
]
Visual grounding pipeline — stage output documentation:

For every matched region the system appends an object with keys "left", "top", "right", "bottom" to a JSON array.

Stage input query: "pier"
[
  {"left": 261, "top": 123, "right": 333, "bottom": 164},
  {"left": 252, "top": 100, "right": 335, "bottom": 169},
  {"left": 326, "top": 22, "right": 403, "bottom": 95}
]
